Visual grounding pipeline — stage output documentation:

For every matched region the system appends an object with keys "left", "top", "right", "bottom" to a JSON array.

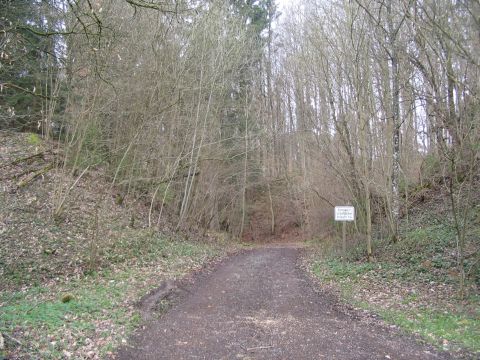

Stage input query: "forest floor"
[
  {"left": 114, "top": 245, "right": 453, "bottom": 360},
  {"left": 0, "top": 132, "right": 240, "bottom": 359}
]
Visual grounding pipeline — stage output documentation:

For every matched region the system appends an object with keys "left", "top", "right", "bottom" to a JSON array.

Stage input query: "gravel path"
[{"left": 115, "top": 246, "right": 450, "bottom": 359}]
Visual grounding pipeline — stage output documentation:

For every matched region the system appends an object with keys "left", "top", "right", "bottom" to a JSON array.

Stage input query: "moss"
[
  {"left": 26, "top": 133, "right": 41, "bottom": 146},
  {"left": 61, "top": 293, "right": 74, "bottom": 303}
]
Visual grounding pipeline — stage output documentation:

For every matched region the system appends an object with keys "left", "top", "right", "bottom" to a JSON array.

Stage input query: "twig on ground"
[
  {"left": 3, "top": 332, "right": 23, "bottom": 346},
  {"left": 246, "top": 345, "right": 274, "bottom": 351},
  {"left": 16, "top": 163, "right": 54, "bottom": 188},
  {"left": 7, "top": 152, "right": 46, "bottom": 167}
]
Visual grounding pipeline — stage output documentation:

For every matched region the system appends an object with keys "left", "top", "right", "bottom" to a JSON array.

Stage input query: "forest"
[{"left": 0, "top": 0, "right": 479, "bottom": 359}]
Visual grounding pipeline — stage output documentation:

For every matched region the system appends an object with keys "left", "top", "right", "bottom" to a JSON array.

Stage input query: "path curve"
[{"left": 115, "top": 246, "right": 450, "bottom": 360}]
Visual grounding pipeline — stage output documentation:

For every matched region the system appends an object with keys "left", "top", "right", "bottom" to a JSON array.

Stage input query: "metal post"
[{"left": 342, "top": 221, "right": 346, "bottom": 255}]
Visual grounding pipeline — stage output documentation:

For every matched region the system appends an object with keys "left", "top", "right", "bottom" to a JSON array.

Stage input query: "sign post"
[{"left": 334, "top": 206, "right": 355, "bottom": 254}]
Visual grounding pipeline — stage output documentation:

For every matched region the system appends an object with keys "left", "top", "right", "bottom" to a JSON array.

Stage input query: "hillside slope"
[{"left": 0, "top": 131, "right": 234, "bottom": 359}]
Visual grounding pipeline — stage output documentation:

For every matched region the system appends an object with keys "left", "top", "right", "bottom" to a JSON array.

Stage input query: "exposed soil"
[{"left": 115, "top": 245, "right": 451, "bottom": 360}]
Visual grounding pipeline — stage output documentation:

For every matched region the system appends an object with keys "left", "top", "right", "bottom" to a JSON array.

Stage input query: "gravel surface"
[{"left": 115, "top": 246, "right": 451, "bottom": 359}]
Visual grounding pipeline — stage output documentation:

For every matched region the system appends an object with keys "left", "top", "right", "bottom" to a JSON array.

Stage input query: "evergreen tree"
[{"left": 0, "top": 0, "right": 60, "bottom": 132}]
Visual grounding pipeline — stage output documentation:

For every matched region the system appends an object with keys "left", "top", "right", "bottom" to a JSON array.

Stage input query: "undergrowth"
[
  {"left": 309, "top": 211, "right": 479, "bottom": 355},
  {"left": 312, "top": 258, "right": 480, "bottom": 354}
]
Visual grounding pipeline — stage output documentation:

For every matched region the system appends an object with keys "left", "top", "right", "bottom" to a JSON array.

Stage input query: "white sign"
[{"left": 335, "top": 206, "right": 355, "bottom": 221}]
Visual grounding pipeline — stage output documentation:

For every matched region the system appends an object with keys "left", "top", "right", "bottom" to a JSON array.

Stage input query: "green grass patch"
[
  {"left": 0, "top": 270, "right": 143, "bottom": 359},
  {"left": 379, "top": 308, "right": 480, "bottom": 352}
]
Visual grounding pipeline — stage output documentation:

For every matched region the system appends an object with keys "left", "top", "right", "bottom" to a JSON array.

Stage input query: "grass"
[
  {"left": 1, "top": 273, "right": 135, "bottom": 358},
  {"left": 379, "top": 308, "right": 480, "bottom": 352},
  {"left": 0, "top": 234, "right": 229, "bottom": 359}
]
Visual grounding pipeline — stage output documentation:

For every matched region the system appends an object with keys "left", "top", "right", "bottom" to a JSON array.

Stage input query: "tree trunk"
[{"left": 387, "top": 0, "right": 401, "bottom": 242}]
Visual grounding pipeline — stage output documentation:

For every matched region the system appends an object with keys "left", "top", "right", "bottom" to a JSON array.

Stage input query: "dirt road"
[{"left": 115, "top": 246, "right": 449, "bottom": 359}]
